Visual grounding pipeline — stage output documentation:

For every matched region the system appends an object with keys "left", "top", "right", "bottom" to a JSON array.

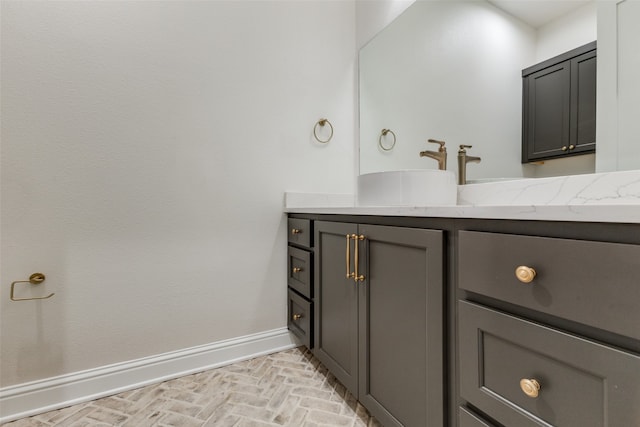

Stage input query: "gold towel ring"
[
  {"left": 379, "top": 129, "right": 397, "bottom": 151},
  {"left": 10, "top": 273, "right": 55, "bottom": 301},
  {"left": 313, "top": 118, "right": 334, "bottom": 143}
]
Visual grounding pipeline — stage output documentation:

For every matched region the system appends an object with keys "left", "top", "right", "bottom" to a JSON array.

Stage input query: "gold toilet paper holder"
[{"left": 10, "top": 273, "right": 55, "bottom": 301}]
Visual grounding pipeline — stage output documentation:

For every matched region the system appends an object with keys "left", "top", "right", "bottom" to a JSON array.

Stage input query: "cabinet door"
[
  {"left": 357, "top": 225, "right": 444, "bottom": 427},
  {"left": 314, "top": 221, "right": 359, "bottom": 396},
  {"left": 570, "top": 50, "right": 597, "bottom": 154},
  {"left": 523, "top": 61, "right": 571, "bottom": 162}
]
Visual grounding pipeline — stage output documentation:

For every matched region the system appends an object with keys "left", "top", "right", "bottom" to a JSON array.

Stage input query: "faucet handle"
[
  {"left": 459, "top": 144, "right": 472, "bottom": 152},
  {"left": 427, "top": 139, "right": 446, "bottom": 151}
]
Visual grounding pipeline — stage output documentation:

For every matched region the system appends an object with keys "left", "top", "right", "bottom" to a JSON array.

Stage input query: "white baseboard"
[{"left": 0, "top": 328, "right": 299, "bottom": 424}]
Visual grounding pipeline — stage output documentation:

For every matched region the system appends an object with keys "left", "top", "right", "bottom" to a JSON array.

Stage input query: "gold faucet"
[
  {"left": 457, "top": 144, "right": 481, "bottom": 185},
  {"left": 419, "top": 139, "right": 447, "bottom": 170}
]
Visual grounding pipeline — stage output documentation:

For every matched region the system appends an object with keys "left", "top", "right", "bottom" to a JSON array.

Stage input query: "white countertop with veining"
[{"left": 285, "top": 170, "right": 640, "bottom": 223}]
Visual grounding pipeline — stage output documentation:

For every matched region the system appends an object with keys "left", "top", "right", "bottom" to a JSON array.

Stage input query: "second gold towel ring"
[
  {"left": 313, "top": 118, "right": 334, "bottom": 143},
  {"left": 379, "top": 129, "right": 396, "bottom": 151}
]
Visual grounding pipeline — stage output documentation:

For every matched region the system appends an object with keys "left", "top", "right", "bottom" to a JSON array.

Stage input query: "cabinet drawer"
[
  {"left": 459, "top": 407, "right": 494, "bottom": 427},
  {"left": 459, "top": 301, "right": 640, "bottom": 427},
  {"left": 288, "top": 218, "right": 312, "bottom": 248},
  {"left": 288, "top": 289, "right": 312, "bottom": 348},
  {"left": 458, "top": 230, "right": 640, "bottom": 340},
  {"left": 288, "top": 246, "right": 312, "bottom": 299}
]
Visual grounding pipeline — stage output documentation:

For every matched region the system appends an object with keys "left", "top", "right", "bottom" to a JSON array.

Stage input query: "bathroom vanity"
[{"left": 285, "top": 172, "right": 640, "bottom": 427}]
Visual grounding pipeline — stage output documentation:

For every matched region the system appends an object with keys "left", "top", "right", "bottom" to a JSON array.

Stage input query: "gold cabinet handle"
[
  {"left": 346, "top": 234, "right": 354, "bottom": 279},
  {"left": 515, "top": 266, "right": 536, "bottom": 283},
  {"left": 292, "top": 313, "right": 303, "bottom": 321},
  {"left": 353, "top": 234, "right": 365, "bottom": 282},
  {"left": 292, "top": 267, "right": 302, "bottom": 273},
  {"left": 561, "top": 146, "right": 568, "bottom": 151},
  {"left": 520, "top": 378, "right": 541, "bottom": 398},
  {"left": 10, "top": 273, "right": 55, "bottom": 302},
  {"left": 291, "top": 228, "right": 302, "bottom": 235},
  {"left": 569, "top": 144, "right": 575, "bottom": 150}
]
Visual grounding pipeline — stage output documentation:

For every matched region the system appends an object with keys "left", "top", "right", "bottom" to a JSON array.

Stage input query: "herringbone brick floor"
[{"left": 3, "top": 347, "right": 381, "bottom": 427}]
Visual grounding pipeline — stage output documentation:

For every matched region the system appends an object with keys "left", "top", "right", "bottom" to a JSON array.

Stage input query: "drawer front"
[
  {"left": 459, "top": 407, "right": 494, "bottom": 427},
  {"left": 288, "top": 218, "right": 312, "bottom": 248},
  {"left": 458, "top": 230, "right": 640, "bottom": 340},
  {"left": 288, "top": 246, "right": 312, "bottom": 299},
  {"left": 288, "top": 289, "right": 312, "bottom": 348},
  {"left": 459, "top": 301, "right": 640, "bottom": 427}
]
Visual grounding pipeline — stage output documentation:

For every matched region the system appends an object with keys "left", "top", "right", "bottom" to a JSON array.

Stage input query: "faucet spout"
[
  {"left": 420, "top": 139, "right": 447, "bottom": 170},
  {"left": 457, "top": 145, "right": 481, "bottom": 185}
]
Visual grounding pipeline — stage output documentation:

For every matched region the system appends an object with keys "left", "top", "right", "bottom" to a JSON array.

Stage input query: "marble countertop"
[{"left": 285, "top": 170, "right": 640, "bottom": 224}]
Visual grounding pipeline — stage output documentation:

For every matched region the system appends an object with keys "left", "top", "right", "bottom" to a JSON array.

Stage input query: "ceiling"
[{"left": 488, "top": 0, "right": 592, "bottom": 28}]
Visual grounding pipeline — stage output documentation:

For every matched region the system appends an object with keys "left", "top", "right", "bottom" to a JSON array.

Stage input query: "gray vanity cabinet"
[
  {"left": 287, "top": 218, "right": 314, "bottom": 348},
  {"left": 314, "top": 221, "right": 444, "bottom": 427},
  {"left": 457, "top": 229, "right": 640, "bottom": 427}
]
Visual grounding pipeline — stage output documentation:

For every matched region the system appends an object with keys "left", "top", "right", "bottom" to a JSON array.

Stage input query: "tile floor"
[{"left": 2, "top": 347, "right": 380, "bottom": 427}]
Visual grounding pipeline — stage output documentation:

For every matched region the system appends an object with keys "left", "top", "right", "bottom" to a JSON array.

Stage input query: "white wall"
[
  {"left": 0, "top": 0, "right": 356, "bottom": 388},
  {"left": 355, "top": 0, "right": 415, "bottom": 49},
  {"left": 535, "top": 1, "right": 597, "bottom": 62},
  {"left": 597, "top": 0, "right": 640, "bottom": 173}
]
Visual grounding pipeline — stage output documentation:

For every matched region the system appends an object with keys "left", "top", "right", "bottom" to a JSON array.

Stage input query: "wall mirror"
[{"left": 359, "top": 0, "right": 639, "bottom": 181}]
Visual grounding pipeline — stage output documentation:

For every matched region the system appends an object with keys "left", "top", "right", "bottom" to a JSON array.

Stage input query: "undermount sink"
[{"left": 357, "top": 169, "right": 457, "bottom": 206}]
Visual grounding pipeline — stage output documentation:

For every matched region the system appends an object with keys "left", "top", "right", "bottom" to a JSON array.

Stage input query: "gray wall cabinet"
[
  {"left": 313, "top": 221, "right": 444, "bottom": 427},
  {"left": 522, "top": 41, "right": 596, "bottom": 162}
]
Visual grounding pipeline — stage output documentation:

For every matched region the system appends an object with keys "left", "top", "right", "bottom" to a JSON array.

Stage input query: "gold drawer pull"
[
  {"left": 291, "top": 228, "right": 302, "bottom": 235},
  {"left": 292, "top": 314, "right": 303, "bottom": 321},
  {"left": 520, "top": 378, "right": 541, "bottom": 398},
  {"left": 569, "top": 144, "right": 575, "bottom": 150},
  {"left": 515, "top": 266, "right": 536, "bottom": 283},
  {"left": 561, "top": 146, "right": 568, "bottom": 151},
  {"left": 292, "top": 267, "right": 302, "bottom": 273}
]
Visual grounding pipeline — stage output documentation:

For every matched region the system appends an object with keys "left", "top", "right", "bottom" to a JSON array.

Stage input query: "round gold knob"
[
  {"left": 515, "top": 266, "right": 536, "bottom": 283},
  {"left": 561, "top": 146, "right": 568, "bottom": 151},
  {"left": 569, "top": 144, "right": 575, "bottom": 150},
  {"left": 292, "top": 267, "right": 302, "bottom": 273},
  {"left": 291, "top": 228, "right": 301, "bottom": 234},
  {"left": 520, "top": 378, "right": 540, "bottom": 398},
  {"left": 292, "top": 314, "right": 302, "bottom": 321}
]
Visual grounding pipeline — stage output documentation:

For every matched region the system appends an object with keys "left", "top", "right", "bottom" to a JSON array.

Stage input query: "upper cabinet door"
[
  {"left": 523, "top": 61, "right": 572, "bottom": 161},
  {"left": 570, "top": 50, "right": 597, "bottom": 155}
]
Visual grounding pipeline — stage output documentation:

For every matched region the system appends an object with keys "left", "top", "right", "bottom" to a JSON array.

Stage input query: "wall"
[
  {"left": 597, "top": 0, "right": 640, "bottom": 173},
  {"left": 1, "top": 0, "right": 355, "bottom": 391},
  {"left": 355, "top": 0, "right": 415, "bottom": 49},
  {"left": 535, "top": 1, "right": 597, "bottom": 62}
]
